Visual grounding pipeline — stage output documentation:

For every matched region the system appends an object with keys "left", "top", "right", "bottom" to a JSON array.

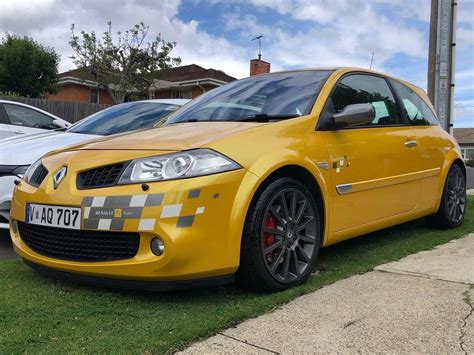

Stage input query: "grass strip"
[{"left": 1, "top": 197, "right": 473, "bottom": 353}]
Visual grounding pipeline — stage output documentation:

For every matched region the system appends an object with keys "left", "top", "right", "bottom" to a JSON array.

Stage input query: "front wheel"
[
  {"left": 427, "top": 163, "right": 466, "bottom": 229},
  {"left": 237, "top": 178, "right": 321, "bottom": 292}
]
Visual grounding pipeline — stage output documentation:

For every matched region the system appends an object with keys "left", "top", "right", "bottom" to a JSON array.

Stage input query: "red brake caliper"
[{"left": 263, "top": 214, "right": 276, "bottom": 261}]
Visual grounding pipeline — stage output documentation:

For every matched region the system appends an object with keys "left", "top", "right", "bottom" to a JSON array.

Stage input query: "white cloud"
[
  {"left": 0, "top": 0, "right": 471, "bottom": 88},
  {"left": 457, "top": 27, "right": 474, "bottom": 45},
  {"left": 0, "top": 0, "right": 250, "bottom": 78},
  {"left": 231, "top": 0, "right": 427, "bottom": 74}
]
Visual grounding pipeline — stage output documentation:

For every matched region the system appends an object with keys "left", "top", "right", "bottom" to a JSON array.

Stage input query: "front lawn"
[{"left": 1, "top": 198, "right": 473, "bottom": 353}]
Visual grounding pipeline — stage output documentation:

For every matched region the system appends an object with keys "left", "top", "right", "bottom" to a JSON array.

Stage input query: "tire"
[
  {"left": 426, "top": 163, "right": 467, "bottom": 229},
  {"left": 237, "top": 177, "right": 321, "bottom": 292}
]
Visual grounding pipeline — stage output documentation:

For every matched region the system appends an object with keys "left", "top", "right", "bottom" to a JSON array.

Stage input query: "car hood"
[
  {"left": 0, "top": 132, "right": 99, "bottom": 165},
  {"left": 66, "top": 121, "right": 267, "bottom": 151},
  {"left": 0, "top": 130, "right": 61, "bottom": 144}
]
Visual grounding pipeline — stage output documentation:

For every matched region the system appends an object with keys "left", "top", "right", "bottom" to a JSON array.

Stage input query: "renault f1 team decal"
[{"left": 81, "top": 189, "right": 213, "bottom": 231}]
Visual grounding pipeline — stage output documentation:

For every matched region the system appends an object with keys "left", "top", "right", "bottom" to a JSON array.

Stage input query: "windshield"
[
  {"left": 164, "top": 70, "right": 332, "bottom": 124},
  {"left": 68, "top": 102, "right": 181, "bottom": 135}
]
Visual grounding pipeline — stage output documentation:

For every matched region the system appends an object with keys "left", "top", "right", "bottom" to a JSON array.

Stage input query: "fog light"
[
  {"left": 11, "top": 220, "right": 18, "bottom": 234},
  {"left": 150, "top": 237, "right": 165, "bottom": 256}
]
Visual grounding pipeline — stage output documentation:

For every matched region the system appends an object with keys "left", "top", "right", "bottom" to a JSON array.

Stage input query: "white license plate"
[{"left": 26, "top": 203, "right": 82, "bottom": 230}]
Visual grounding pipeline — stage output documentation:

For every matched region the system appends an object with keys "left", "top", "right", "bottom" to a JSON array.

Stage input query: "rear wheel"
[
  {"left": 427, "top": 164, "right": 466, "bottom": 229},
  {"left": 237, "top": 178, "right": 321, "bottom": 292}
]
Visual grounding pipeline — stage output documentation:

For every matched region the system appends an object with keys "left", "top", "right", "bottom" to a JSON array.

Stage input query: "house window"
[
  {"left": 90, "top": 88, "right": 99, "bottom": 103},
  {"left": 462, "top": 147, "right": 474, "bottom": 161},
  {"left": 171, "top": 89, "right": 192, "bottom": 99}
]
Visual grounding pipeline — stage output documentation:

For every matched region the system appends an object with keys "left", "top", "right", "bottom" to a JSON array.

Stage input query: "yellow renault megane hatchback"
[{"left": 9, "top": 68, "right": 466, "bottom": 292}]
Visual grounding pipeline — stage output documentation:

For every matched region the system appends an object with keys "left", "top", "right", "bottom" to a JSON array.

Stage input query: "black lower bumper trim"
[{"left": 23, "top": 259, "right": 235, "bottom": 292}]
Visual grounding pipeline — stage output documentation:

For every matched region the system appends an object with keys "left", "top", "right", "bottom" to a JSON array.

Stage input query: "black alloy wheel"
[
  {"left": 445, "top": 164, "right": 466, "bottom": 225},
  {"left": 260, "top": 187, "right": 318, "bottom": 283},
  {"left": 237, "top": 178, "right": 321, "bottom": 292},
  {"left": 427, "top": 163, "right": 467, "bottom": 229}
]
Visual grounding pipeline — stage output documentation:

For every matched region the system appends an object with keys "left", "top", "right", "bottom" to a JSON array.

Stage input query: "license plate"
[{"left": 26, "top": 203, "right": 82, "bottom": 230}]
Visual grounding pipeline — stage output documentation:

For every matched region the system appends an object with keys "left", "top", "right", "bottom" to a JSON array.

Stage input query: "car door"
[
  {"left": 3, "top": 103, "right": 57, "bottom": 135},
  {"left": 0, "top": 105, "right": 12, "bottom": 139},
  {"left": 389, "top": 79, "right": 447, "bottom": 211},
  {"left": 318, "top": 73, "right": 424, "bottom": 240}
]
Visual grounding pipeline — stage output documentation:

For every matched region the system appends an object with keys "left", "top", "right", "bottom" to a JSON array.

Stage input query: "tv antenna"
[
  {"left": 252, "top": 35, "right": 263, "bottom": 60},
  {"left": 369, "top": 52, "right": 375, "bottom": 69}
]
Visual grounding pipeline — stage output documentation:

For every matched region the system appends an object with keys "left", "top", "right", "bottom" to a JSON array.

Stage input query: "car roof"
[
  {"left": 252, "top": 67, "right": 425, "bottom": 93},
  {"left": 137, "top": 99, "right": 191, "bottom": 105}
]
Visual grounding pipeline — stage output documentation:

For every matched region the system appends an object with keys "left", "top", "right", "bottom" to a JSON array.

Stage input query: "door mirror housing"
[
  {"left": 53, "top": 119, "right": 70, "bottom": 129},
  {"left": 332, "top": 103, "right": 375, "bottom": 129}
]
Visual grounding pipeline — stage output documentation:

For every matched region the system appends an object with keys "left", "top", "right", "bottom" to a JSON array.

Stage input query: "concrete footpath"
[{"left": 181, "top": 234, "right": 474, "bottom": 354}]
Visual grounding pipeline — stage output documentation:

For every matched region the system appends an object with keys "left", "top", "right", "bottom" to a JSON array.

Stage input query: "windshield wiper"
[
  {"left": 233, "top": 113, "right": 300, "bottom": 122},
  {"left": 167, "top": 118, "right": 216, "bottom": 124}
]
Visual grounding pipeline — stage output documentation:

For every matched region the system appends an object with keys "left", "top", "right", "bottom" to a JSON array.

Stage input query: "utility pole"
[{"left": 428, "top": 0, "right": 457, "bottom": 134}]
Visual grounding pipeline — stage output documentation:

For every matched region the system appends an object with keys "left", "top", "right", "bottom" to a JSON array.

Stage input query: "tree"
[
  {"left": 0, "top": 34, "right": 59, "bottom": 97},
  {"left": 69, "top": 21, "right": 181, "bottom": 104}
]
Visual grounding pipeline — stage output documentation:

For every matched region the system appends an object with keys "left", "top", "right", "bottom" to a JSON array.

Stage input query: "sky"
[{"left": 0, "top": 0, "right": 473, "bottom": 127}]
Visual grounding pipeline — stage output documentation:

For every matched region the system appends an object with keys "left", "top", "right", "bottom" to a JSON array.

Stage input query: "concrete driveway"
[{"left": 182, "top": 235, "right": 474, "bottom": 353}]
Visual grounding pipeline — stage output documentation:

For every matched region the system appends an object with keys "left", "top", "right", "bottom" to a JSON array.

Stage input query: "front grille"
[
  {"left": 77, "top": 162, "right": 127, "bottom": 189},
  {"left": 30, "top": 164, "right": 48, "bottom": 187},
  {"left": 18, "top": 222, "right": 140, "bottom": 262}
]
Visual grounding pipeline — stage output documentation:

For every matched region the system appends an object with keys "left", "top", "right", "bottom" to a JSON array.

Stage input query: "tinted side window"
[
  {"left": 4, "top": 104, "right": 55, "bottom": 129},
  {"left": 390, "top": 79, "right": 439, "bottom": 126},
  {"left": 328, "top": 74, "right": 400, "bottom": 126}
]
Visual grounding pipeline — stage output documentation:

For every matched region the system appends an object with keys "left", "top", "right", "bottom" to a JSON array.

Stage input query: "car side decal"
[{"left": 81, "top": 191, "right": 210, "bottom": 231}]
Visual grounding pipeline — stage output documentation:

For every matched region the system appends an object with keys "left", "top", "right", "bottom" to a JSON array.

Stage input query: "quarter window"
[
  {"left": 327, "top": 74, "right": 400, "bottom": 127},
  {"left": 389, "top": 79, "right": 439, "bottom": 126}
]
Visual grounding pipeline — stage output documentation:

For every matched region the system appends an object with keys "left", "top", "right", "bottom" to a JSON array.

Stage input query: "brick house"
[
  {"left": 46, "top": 69, "right": 115, "bottom": 105},
  {"left": 453, "top": 128, "right": 474, "bottom": 161},
  {"left": 149, "top": 64, "right": 236, "bottom": 99},
  {"left": 47, "top": 64, "right": 236, "bottom": 104}
]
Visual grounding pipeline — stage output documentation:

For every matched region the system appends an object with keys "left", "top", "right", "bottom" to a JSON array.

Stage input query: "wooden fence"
[{"left": 0, "top": 96, "right": 110, "bottom": 123}]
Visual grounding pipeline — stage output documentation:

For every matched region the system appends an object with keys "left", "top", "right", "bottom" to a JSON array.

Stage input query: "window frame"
[
  {"left": 90, "top": 88, "right": 100, "bottom": 104},
  {"left": 316, "top": 72, "right": 408, "bottom": 131}
]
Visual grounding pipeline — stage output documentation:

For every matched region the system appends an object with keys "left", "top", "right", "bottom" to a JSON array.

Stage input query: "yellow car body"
[{"left": 9, "top": 67, "right": 465, "bottom": 291}]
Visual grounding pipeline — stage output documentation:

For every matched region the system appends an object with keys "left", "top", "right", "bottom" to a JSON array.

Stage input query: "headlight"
[
  {"left": 118, "top": 149, "right": 241, "bottom": 184},
  {"left": 23, "top": 159, "right": 42, "bottom": 184}
]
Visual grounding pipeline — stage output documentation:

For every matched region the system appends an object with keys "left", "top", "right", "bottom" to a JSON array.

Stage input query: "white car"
[
  {"left": 0, "top": 99, "right": 189, "bottom": 228},
  {"left": 0, "top": 100, "right": 70, "bottom": 139}
]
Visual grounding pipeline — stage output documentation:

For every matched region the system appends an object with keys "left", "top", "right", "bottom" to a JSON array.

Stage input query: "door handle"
[
  {"left": 12, "top": 131, "right": 24, "bottom": 135},
  {"left": 404, "top": 140, "right": 417, "bottom": 147}
]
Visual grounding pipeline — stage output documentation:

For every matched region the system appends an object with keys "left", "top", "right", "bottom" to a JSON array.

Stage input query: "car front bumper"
[
  {"left": 10, "top": 168, "right": 259, "bottom": 284},
  {"left": 0, "top": 176, "right": 16, "bottom": 229}
]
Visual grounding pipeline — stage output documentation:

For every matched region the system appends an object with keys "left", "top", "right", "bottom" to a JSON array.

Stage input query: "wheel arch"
[
  {"left": 243, "top": 164, "right": 329, "bottom": 247},
  {"left": 434, "top": 153, "right": 466, "bottom": 212}
]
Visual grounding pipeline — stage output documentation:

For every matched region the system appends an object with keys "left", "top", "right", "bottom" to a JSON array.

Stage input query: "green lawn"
[{"left": 1, "top": 198, "right": 473, "bottom": 353}]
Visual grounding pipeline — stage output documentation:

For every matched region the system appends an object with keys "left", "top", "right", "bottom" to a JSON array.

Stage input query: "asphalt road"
[
  {"left": 0, "top": 229, "right": 16, "bottom": 260},
  {"left": 1, "top": 167, "right": 474, "bottom": 261},
  {"left": 468, "top": 167, "right": 474, "bottom": 190}
]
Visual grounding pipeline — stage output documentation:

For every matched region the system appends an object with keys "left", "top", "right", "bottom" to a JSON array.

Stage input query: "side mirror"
[
  {"left": 53, "top": 120, "right": 70, "bottom": 129},
  {"left": 332, "top": 103, "right": 375, "bottom": 129}
]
